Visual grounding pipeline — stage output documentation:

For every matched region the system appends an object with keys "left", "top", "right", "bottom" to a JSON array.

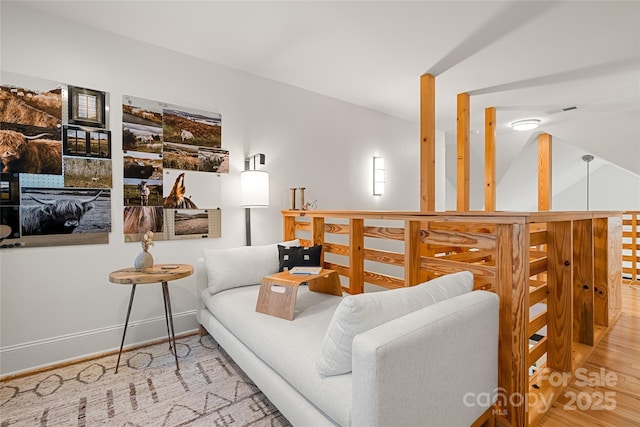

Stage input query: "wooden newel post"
[
  {"left": 546, "top": 221, "right": 573, "bottom": 373},
  {"left": 593, "top": 218, "right": 609, "bottom": 328},
  {"left": 495, "top": 223, "right": 529, "bottom": 427},
  {"left": 573, "top": 219, "right": 594, "bottom": 346}
]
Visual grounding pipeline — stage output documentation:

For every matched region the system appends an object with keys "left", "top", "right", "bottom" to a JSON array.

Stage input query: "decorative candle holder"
[
  {"left": 299, "top": 187, "right": 306, "bottom": 210},
  {"left": 290, "top": 188, "right": 297, "bottom": 210}
]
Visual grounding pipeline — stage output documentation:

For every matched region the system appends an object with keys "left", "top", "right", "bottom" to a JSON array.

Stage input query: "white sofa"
[{"left": 196, "top": 241, "right": 499, "bottom": 426}]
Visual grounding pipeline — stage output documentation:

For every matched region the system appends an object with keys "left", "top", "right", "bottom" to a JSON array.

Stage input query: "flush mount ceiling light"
[{"left": 511, "top": 119, "right": 541, "bottom": 131}]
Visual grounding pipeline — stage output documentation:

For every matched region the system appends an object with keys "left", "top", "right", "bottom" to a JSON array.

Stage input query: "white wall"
[
  {"left": 0, "top": 3, "right": 419, "bottom": 375},
  {"left": 553, "top": 164, "right": 640, "bottom": 211},
  {"left": 496, "top": 136, "right": 640, "bottom": 212}
]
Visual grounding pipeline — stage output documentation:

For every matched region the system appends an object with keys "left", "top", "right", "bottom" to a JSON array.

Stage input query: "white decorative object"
[{"left": 134, "top": 231, "right": 154, "bottom": 269}]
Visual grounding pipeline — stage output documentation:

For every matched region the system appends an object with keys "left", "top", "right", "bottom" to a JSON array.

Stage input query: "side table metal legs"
[
  {"left": 161, "top": 281, "right": 179, "bottom": 371},
  {"left": 115, "top": 284, "right": 136, "bottom": 374},
  {"left": 115, "top": 281, "right": 179, "bottom": 373}
]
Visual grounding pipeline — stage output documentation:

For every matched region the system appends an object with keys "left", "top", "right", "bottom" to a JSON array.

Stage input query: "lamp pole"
[
  {"left": 581, "top": 154, "right": 594, "bottom": 210},
  {"left": 244, "top": 157, "right": 252, "bottom": 246}
]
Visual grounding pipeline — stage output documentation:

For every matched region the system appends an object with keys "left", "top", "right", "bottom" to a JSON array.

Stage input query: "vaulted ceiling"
[{"left": 15, "top": 1, "right": 640, "bottom": 178}]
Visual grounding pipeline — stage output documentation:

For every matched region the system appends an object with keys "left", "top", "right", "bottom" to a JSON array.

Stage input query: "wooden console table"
[
  {"left": 109, "top": 263, "right": 193, "bottom": 373},
  {"left": 256, "top": 269, "right": 342, "bottom": 320}
]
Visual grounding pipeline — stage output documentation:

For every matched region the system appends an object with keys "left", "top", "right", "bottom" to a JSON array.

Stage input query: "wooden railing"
[
  {"left": 623, "top": 211, "right": 639, "bottom": 283},
  {"left": 282, "top": 210, "right": 623, "bottom": 427}
]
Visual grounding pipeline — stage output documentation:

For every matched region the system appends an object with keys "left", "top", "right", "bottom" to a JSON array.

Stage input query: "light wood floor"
[{"left": 536, "top": 283, "right": 640, "bottom": 427}]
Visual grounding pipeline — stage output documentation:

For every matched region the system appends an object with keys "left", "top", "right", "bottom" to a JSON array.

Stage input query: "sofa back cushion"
[
  {"left": 203, "top": 239, "right": 300, "bottom": 295},
  {"left": 316, "top": 271, "right": 474, "bottom": 376}
]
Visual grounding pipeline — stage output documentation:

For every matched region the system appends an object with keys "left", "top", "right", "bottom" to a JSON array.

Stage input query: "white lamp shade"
[{"left": 241, "top": 170, "right": 269, "bottom": 208}]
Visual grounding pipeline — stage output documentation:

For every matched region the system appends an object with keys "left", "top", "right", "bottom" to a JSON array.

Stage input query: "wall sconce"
[
  {"left": 241, "top": 153, "right": 269, "bottom": 245},
  {"left": 373, "top": 156, "right": 385, "bottom": 196}
]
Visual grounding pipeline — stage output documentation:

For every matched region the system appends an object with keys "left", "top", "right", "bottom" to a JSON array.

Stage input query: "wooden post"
[
  {"left": 546, "top": 221, "right": 573, "bottom": 372},
  {"left": 495, "top": 223, "right": 529, "bottom": 426},
  {"left": 607, "top": 216, "right": 623, "bottom": 323},
  {"left": 538, "top": 133, "right": 552, "bottom": 211},
  {"left": 593, "top": 218, "right": 609, "bottom": 327},
  {"left": 404, "top": 220, "right": 421, "bottom": 287},
  {"left": 630, "top": 213, "right": 638, "bottom": 284},
  {"left": 312, "top": 217, "right": 325, "bottom": 265},
  {"left": 485, "top": 107, "right": 496, "bottom": 211},
  {"left": 573, "top": 219, "right": 594, "bottom": 346},
  {"left": 420, "top": 74, "right": 436, "bottom": 212},
  {"left": 349, "top": 218, "right": 365, "bottom": 294},
  {"left": 283, "top": 215, "right": 295, "bottom": 241},
  {"left": 457, "top": 93, "right": 470, "bottom": 211}
]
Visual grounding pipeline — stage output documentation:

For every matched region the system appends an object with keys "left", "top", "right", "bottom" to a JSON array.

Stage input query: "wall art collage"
[
  {"left": 0, "top": 71, "right": 226, "bottom": 248},
  {"left": 1, "top": 71, "right": 112, "bottom": 248},
  {"left": 121, "top": 95, "right": 226, "bottom": 242}
]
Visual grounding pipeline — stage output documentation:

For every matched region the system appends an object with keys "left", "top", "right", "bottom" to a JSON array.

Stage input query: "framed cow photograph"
[
  {"left": 20, "top": 187, "right": 111, "bottom": 236},
  {"left": 0, "top": 124, "right": 63, "bottom": 176}
]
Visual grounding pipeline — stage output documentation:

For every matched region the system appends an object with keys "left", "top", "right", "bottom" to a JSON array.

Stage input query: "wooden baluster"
[
  {"left": 350, "top": 218, "right": 364, "bottom": 294},
  {"left": 312, "top": 217, "right": 325, "bottom": 265},
  {"left": 573, "top": 219, "right": 594, "bottom": 346},
  {"left": 546, "top": 221, "right": 573, "bottom": 372},
  {"left": 593, "top": 218, "right": 609, "bottom": 327},
  {"left": 607, "top": 216, "right": 623, "bottom": 323},
  {"left": 404, "top": 220, "right": 420, "bottom": 287}
]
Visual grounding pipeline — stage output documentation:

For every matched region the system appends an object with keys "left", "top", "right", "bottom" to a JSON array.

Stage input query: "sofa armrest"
[
  {"left": 195, "top": 257, "right": 208, "bottom": 324},
  {"left": 351, "top": 290, "right": 499, "bottom": 427}
]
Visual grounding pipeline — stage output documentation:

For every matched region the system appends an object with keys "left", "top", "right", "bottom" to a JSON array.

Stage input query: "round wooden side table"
[{"left": 109, "top": 263, "right": 193, "bottom": 373}]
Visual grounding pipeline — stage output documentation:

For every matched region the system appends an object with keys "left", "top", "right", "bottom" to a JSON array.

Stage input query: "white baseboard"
[{"left": 0, "top": 310, "right": 198, "bottom": 378}]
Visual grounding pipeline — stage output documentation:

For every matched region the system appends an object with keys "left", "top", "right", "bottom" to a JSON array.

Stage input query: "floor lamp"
[
  {"left": 241, "top": 153, "right": 269, "bottom": 246},
  {"left": 582, "top": 154, "right": 594, "bottom": 210}
]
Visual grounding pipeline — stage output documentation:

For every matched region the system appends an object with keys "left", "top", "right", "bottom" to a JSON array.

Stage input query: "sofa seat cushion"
[
  {"left": 202, "top": 239, "right": 299, "bottom": 295},
  {"left": 202, "top": 285, "right": 352, "bottom": 426},
  {"left": 317, "top": 271, "right": 474, "bottom": 376}
]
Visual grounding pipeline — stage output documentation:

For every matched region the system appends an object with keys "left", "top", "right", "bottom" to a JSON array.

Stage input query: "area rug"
[{"left": 0, "top": 334, "right": 291, "bottom": 426}]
